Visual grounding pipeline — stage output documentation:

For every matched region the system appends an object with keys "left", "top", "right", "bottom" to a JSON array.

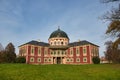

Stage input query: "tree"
[
  {"left": 0, "top": 43, "right": 4, "bottom": 51},
  {"left": 100, "top": 0, "right": 120, "bottom": 63},
  {"left": 92, "top": 56, "right": 100, "bottom": 64},
  {"left": 104, "top": 41, "right": 120, "bottom": 63},
  {"left": 101, "top": 0, "right": 120, "bottom": 40},
  {"left": 104, "top": 41, "right": 113, "bottom": 62},
  {"left": 0, "top": 51, "right": 3, "bottom": 63},
  {"left": 0, "top": 50, "right": 7, "bottom": 63},
  {"left": 101, "top": 0, "right": 120, "bottom": 49},
  {"left": 16, "top": 56, "right": 26, "bottom": 63},
  {"left": 5, "top": 43, "right": 16, "bottom": 63},
  {"left": 106, "top": 20, "right": 120, "bottom": 35},
  {"left": 113, "top": 38, "right": 120, "bottom": 48}
]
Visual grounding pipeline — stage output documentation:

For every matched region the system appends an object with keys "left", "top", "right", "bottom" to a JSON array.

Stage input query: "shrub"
[
  {"left": 16, "top": 57, "right": 26, "bottom": 63},
  {"left": 92, "top": 56, "right": 100, "bottom": 64}
]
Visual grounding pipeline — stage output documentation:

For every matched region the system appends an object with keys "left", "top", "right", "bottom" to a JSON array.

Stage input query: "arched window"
[{"left": 61, "top": 42, "right": 63, "bottom": 45}]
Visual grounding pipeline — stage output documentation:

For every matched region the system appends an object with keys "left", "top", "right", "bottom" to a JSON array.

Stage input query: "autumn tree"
[
  {"left": 100, "top": 0, "right": 120, "bottom": 63},
  {"left": 104, "top": 41, "right": 113, "bottom": 63},
  {"left": 101, "top": 0, "right": 120, "bottom": 48},
  {"left": 104, "top": 41, "right": 120, "bottom": 63}
]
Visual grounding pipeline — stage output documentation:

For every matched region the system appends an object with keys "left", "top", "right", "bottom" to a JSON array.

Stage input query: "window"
[
  {"left": 76, "top": 58, "right": 80, "bottom": 62},
  {"left": 65, "top": 51, "right": 67, "bottom": 55},
  {"left": 83, "top": 57, "right": 87, "bottom": 62},
  {"left": 37, "top": 58, "right": 41, "bottom": 62},
  {"left": 70, "top": 58, "right": 73, "bottom": 62},
  {"left": 30, "top": 57, "right": 34, "bottom": 62},
  {"left": 51, "top": 52, "right": 53, "bottom": 55},
  {"left": 44, "top": 58, "right": 47, "bottom": 62},
  {"left": 54, "top": 51, "right": 56, "bottom": 55},
  {"left": 44, "top": 49, "right": 48, "bottom": 55},
  {"left": 38, "top": 48, "right": 41, "bottom": 56},
  {"left": 77, "top": 49, "right": 79, "bottom": 54},
  {"left": 32, "top": 49, "right": 34, "bottom": 53},
  {"left": 58, "top": 51, "right": 60, "bottom": 55},
  {"left": 48, "top": 58, "right": 51, "bottom": 62},
  {"left": 95, "top": 48, "right": 98, "bottom": 56},
  {"left": 83, "top": 48, "right": 86, "bottom": 53},
  {"left": 31, "top": 47, "right": 34, "bottom": 55},
  {"left": 91, "top": 48, "right": 94, "bottom": 55},
  {"left": 83, "top": 47, "right": 87, "bottom": 56},
  {"left": 66, "top": 58, "right": 69, "bottom": 62},
  {"left": 62, "top": 51, "right": 64, "bottom": 55},
  {"left": 70, "top": 49, "right": 73, "bottom": 56},
  {"left": 61, "top": 42, "right": 63, "bottom": 45},
  {"left": 76, "top": 48, "right": 80, "bottom": 56}
]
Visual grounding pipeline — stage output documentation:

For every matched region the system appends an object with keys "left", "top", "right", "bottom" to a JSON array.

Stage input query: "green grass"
[{"left": 0, "top": 64, "right": 120, "bottom": 80}]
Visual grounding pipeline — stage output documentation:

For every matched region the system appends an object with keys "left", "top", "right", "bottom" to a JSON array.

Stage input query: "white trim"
[
  {"left": 31, "top": 46, "right": 34, "bottom": 56},
  {"left": 76, "top": 47, "right": 80, "bottom": 56},
  {"left": 38, "top": 47, "right": 41, "bottom": 56},
  {"left": 76, "top": 58, "right": 80, "bottom": 62},
  {"left": 37, "top": 58, "right": 41, "bottom": 62},
  {"left": 44, "top": 58, "right": 48, "bottom": 62},
  {"left": 30, "top": 57, "right": 34, "bottom": 62}
]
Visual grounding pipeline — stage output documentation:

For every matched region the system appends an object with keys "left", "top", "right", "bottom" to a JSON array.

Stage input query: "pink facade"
[{"left": 19, "top": 28, "right": 99, "bottom": 64}]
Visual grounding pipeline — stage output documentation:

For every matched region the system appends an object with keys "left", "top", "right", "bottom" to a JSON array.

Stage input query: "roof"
[
  {"left": 19, "top": 40, "right": 99, "bottom": 47},
  {"left": 19, "top": 40, "right": 49, "bottom": 47},
  {"left": 49, "top": 28, "right": 69, "bottom": 39},
  {"left": 68, "top": 40, "right": 99, "bottom": 47}
]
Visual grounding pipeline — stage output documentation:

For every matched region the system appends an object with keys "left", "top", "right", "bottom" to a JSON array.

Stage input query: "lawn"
[{"left": 0, "top": 64, "right": 120, "bottom": 80}]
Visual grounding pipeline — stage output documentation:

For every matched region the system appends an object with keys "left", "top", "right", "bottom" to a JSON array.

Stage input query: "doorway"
[{"left": 57, "top": 57, "right": 61, "bottom": 64}]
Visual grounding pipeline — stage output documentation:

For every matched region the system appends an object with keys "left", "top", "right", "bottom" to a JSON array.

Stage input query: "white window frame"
[
  {"left": 70, "top": 48, "right": 73, "bottom": 56},
  {"left": 83, "top": 57, "right": 87, "bottom": 62},
  {"left": 66, "top": 58, "right": 70, "bottom": 62},
  {"left": 76, "top": 58, "right": 80, "bottom": 62},
  {"left": 83, "top": 47, "right": 87, "bottom": 56},
  {"left": 76, "top": 47, "right": 80, "bottom": 56},
  {"left": 44, "top": 48, "right": 48, "bottom": 56},
  {"left": 38, "top": 47, "right": 41, "bottom": 56},
  {"left": 44, "top": 58, "right": 48, "bottom": 62},
  {"left": 30, "top": 57, "right": 34, "bottom": 62},
  {"left": 31, "top": 46, "right": 34, "bottom": 56},
  {"left": 37, "top": 58, "right": 41, "bottom": 62},
  {"left": 70, "top": 58, "right": 73, "bottom": 62},
  {"left": 48, "top": 58, "right": 51, "bottom": 62}
]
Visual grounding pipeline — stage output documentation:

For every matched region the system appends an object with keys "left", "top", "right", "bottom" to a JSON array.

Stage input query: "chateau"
[{"left": 19, "top": 28, "right": 99, "bottom": 64}]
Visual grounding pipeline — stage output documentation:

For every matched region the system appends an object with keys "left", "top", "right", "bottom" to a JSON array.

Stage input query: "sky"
[{"left": 0, "top": 0, "right": 118, "bottom": 56}]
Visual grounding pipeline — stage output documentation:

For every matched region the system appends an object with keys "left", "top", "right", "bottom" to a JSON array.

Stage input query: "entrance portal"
[
  {"left": 57, "top": 57, "right": 61, "bottom": 64},
  {"left": 53, "top": 57, "right": 64, "bottom": 64}
]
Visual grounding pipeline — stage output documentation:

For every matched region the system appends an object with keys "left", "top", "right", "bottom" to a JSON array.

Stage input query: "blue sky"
[{"left": 0, "top": 0, "right": 117, "bottom": 56}]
